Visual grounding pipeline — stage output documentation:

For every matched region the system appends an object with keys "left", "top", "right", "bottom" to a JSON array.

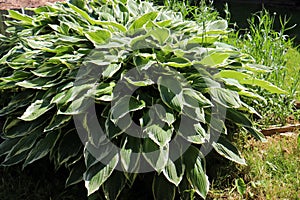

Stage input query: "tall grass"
[
  {"left": 229, "top": 9, "right": 300, "bottom": 125},
  {"left": 152, "top": 0, "right": 219, "bottom": 23}
]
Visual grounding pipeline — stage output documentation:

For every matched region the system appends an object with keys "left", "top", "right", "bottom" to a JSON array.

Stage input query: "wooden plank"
[{"left": 261, "top": 124, "right": 300, "bottom": 136}]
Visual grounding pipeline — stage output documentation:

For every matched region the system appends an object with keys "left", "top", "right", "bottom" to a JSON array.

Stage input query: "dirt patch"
[{"left": 0, "top": 0, "right": 64, "bottom": 10}]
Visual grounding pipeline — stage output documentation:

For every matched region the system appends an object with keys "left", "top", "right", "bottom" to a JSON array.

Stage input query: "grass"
[
  {"left": 208, "top": 130, "right": 300, "bottom": 200},
  {"left": 242, "top": 133, "right": 300, "bottom": 199},
  {"left": 206, "top": 5, "right": 300, "bottom": 200},
  {"left": 227, "top": 9, "right": 300, "bottom": 126},
  {"left": 284, "top": 47, "right": 300, "bottom": 101}
]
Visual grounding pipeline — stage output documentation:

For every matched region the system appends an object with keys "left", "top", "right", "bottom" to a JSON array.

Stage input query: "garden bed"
[{"left": 0, "top": 0, "right": 64, "bottom": 10}]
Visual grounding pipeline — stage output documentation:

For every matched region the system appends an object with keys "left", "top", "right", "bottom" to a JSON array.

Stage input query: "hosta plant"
[{"left": 0, "top": 0, "right": 285, "bottom": 199}]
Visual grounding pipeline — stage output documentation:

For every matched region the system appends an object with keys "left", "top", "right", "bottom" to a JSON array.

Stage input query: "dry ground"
[{"left": 0, "top": 0, "right": 64, "bottom": 10}]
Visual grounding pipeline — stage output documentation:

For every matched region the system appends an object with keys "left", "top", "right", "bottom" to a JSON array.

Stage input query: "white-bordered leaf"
[
  {"left": 19, "top": 99, "right": 54, "bottom": 121},
  {"left": 209, "top": 87, "right": 242, "bottom": 108},
  {"left": 129, "top": 11, "right": 158, "bottom": 32},
  {"left": 110, "top": 95, "right": 145, "bottom": 122},
  {"left": 144, "top": 124, "right": 172, "bottom": 147},
  {"left": 57, "top": 129, "right": 82, "bottom": 165},
  {"left": 44, "top": 114, "right": 72, "bottom": 132},
  {"left": 212, "top": 137, "right": 246, "bottom": 165},
  {"left": 184, "top": 146, "right": 209, "bottom": 199},
  {"left": 158, "top": 76, "right": 183, "bottom": 112},
  {"left": 85, "top": 153, "right": 119, "bottom": 196},
  {"left": 143, "top": 139, "right": 168, "bottom": 173},
  {"left": 163, "top": 158, "right": 185, "bottom": 186},
  {"left": 23, "top": 131, "right": 60, "bottom": 168}
]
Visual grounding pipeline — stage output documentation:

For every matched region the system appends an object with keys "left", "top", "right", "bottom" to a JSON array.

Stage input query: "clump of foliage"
[
  {"left": 153, "top": 0, "right": 219, "bottom": 24},
  {"left": 229, "top": 9, "right": 298, "bottom": 125},
  {"left": 0, "top": 0, "right": 285, "bottom": 199}
]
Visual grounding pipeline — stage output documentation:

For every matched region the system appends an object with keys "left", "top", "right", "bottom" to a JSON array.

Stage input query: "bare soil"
[{"left": 0, "top": 0, "right": 64, "bottom": 10}]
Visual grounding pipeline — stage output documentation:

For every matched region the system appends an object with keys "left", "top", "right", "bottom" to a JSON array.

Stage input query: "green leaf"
[
  {"left": 94, "top": 82, "right": 115, "bottom": 99},
  {"left": 124, "top": 76, "right": 155, "bottom": 87},
  {"left": 0, "top": 91, "right": 35, "bottom": 116},
  {"left": 212, "top": 137, "right": 246, "bottom": 165},
  {"left": 209, "top": 88, "right": 241, "bottom": 108},
  {"left": 158, "top": 76, "right": 183, "bottom": 112},
  {"left": 183, "top": 88, "right": 212, "bottom": 108},
  {"left": 68, "top": 3, "right": 126, "bottom": 32},
  {"left": 120, "top": 137, "right": 141, "bottom": 173},
  {"left": 19, "top": 99, "right": 54, "bottom": 121},
  {"left": 44, "top": 114, "right": 72, "bottom": 132},
  {"left": 105, "top": 117, "right": 131, "bottom": 139},
  {"left": 182, "top": 106, "right": 205, "bottom": 124},
  {"left": 206, "top": 20, "right": 227, "bottom": 30},
  {"left": 148, "top": 27, "right": 170, "bottom": 45},
  {"left": 241, "top": 78, "right": 286, "bottom": 94},
  {"left": 85, "top": 153, "right": 119, "bottom": 196},
  {"left": 23, "top": 131, "right": 60, "bottom": 168},
  {"left": 85, "top": 29, "right": 111, "bottom": 46},
  {"left": 235, "top": 178, "right": 247, "bottom": 196},
  {"left": 110, "top": 96, "right": 145, "bottom": 122},
  {"left": 2, "top": 150, "right": 30, "bottom": 166},
  {"left": 57, "top": 96, "right": 92, "bottom": 115},
  {"left": 245, "top": 127, "right": 267, "bottom": 142},
  {"left": 8, "top": 10, "right": 33, "bottom": 24},
  {"left": 163, "top": 158, "right": 185, "bottom": 186},
  {"left": 178, "top": 117, "right": 206, "bottom": 144},
  {"left": 16, "top": 77, "right": 57, "bottom": 89},
  {"left": 66, "top": 160, "right": 86, "bottom": 187},
  {"left": 143, "top": 139, "right": 168, "bottom": 173},
  {"left": 164, "top": 57, "right": 191, "bottom": 68},
  {"left": 4, "top": 117, "right": 47, "bottom": 138},
  {"left": 144, "top": 125, "right": 172, "bottom": 147},
  {"left": 2, "top": 127, "right": 41, "bottom": 166},
  {"left": 200, "top": 52, "right": 230, "bottom": 67},
  {"left": 24, "top": 38, "right": 53, "bottom": 50},
  {"left": 52, "top": 84, "right": 94, "bottom": 105},
  {"left": 226, "top": 109, "right": 266, "bottom": 142},
  {"left": 31, "top": 65, "right": 64, "bottom": 77},
  {"left": 57, "top": 129, "right": 82, "bottom": 165},
  {"left": 102, "top": 171, "right": 126, "bottom": 200},
  {"left": 150, "top": 104, "right": 175, "bottom": 126},
  {"left": 226, "top": 108, "right": 252, "bottom": 127},
  {"left": 129, "top": 11, "right": 158, "bottom": 32},
  {"left": 102, "top": 64, "right": 122, "bottom": 79},
  {"left": 178, "top": 176, "right": 195, "bottom": 200},
  {"left": 0, "top": 138, "right": 19, "bottom": 157},
  {"left": 184, "top": 146, "right": 209, "bottom": 199},
  {"left": 152, "top": 174, "right": 176, "bottom": 200},
  {"left": 216, "top": 70, "right": 286, "bottom": 94}
]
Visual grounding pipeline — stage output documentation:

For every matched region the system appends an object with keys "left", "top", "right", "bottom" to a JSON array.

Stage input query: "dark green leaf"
[
  {"left": 57, "top": 129, "right": 82, "bottom": 165},
  {"left": 184, "top": 146, "right": 209, "bottom": 199},
  {"left": 23, "top": 131, "right": 60, "bottom": 168},
  {"left": 152, "top": 174, "right": 176, "bottom": 200},
  {"left": 102, "top": 171, "right": 127, "bottom": 200}
]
